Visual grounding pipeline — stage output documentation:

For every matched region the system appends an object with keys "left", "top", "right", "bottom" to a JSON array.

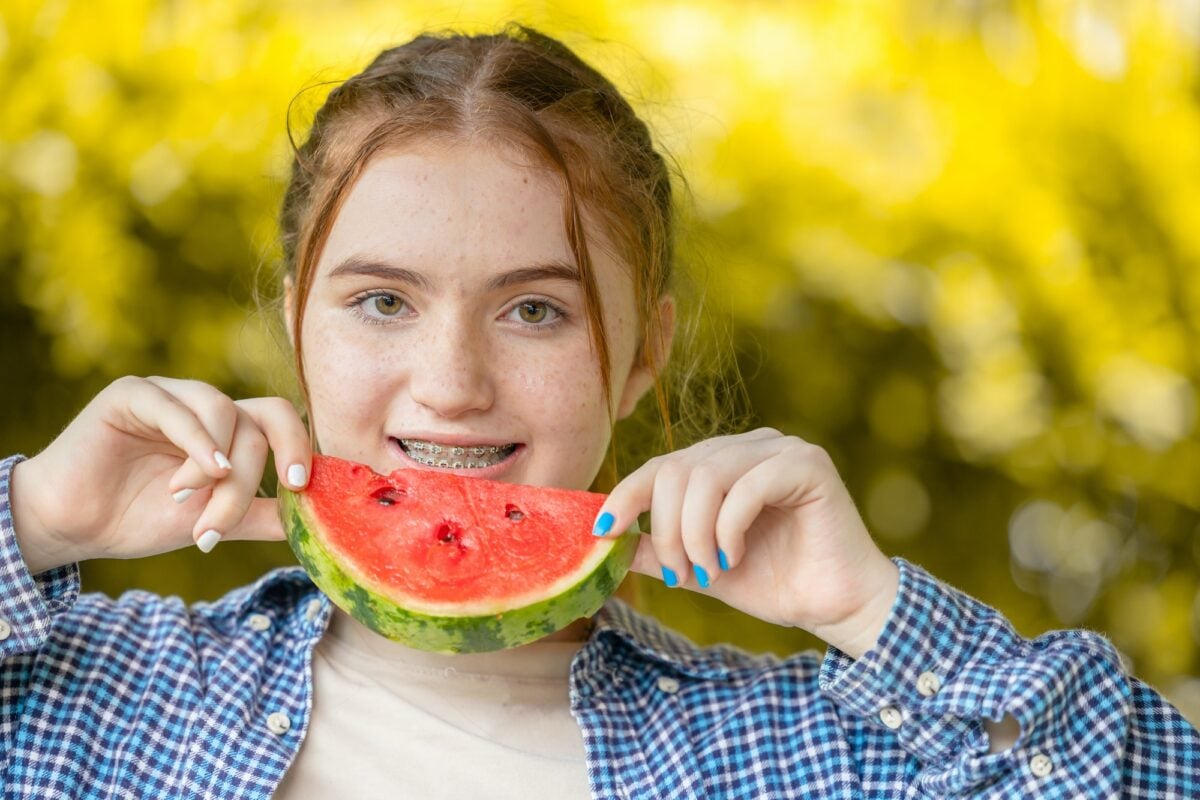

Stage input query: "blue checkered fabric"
[{"left": 1, "top": 454, "right": 1196, "bottom": 798}]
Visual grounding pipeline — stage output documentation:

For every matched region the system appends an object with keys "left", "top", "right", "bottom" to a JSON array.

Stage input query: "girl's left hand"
[{"left": 595, "top": 428, "right": 900, "bottom": 659}]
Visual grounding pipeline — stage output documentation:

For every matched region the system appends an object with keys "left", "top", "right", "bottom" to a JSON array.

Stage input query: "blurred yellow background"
[{"left": 4, "top": 1, "right": 1200, "bottom": 720}]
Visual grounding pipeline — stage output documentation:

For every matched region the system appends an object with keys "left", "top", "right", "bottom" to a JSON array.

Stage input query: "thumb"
[
  {"left": 629, "top": 535, "right": 664, "bottom": 579},
  {"left": 222, "top": 497, "right": 289, "bottom": 543}
]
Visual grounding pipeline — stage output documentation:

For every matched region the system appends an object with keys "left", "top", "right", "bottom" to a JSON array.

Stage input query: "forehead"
[{"left": 317, "top": 143, "right": 572, "bottom": 274}]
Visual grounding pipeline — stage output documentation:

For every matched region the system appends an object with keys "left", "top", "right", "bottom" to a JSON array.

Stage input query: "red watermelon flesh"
[{"left": 280, "top": 454, "right": 639, "bottom": 652}]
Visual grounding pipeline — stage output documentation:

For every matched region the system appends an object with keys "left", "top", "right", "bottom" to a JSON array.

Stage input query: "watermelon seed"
[
  {"left": 372, "top": 487, "right": 407, "bottom": 506},
  {"left": 505, "top": 504, "right": 524, "bottom": 522},
  {"left": 437, "top": 522, "right": 461, "bottom": 543}
]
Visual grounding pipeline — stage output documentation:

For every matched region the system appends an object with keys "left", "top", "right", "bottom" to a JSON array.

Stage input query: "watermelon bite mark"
[{"left": 280, "top": 454, "right": 638, "bottom": 653}]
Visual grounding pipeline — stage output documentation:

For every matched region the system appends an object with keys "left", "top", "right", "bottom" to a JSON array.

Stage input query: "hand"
[
  {"left": 10, "top": 376, "right": 311, "bottom": 574},
  {"left": 596, "top": 428, "right": 900, "bottom": 658}
]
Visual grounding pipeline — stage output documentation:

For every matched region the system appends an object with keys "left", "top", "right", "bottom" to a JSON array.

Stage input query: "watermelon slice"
[{"left": 279, "top": 454, "right": 639, "bottom": 653}]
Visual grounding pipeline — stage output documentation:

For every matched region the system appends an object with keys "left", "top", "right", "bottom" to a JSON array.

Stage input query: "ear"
[{"left": 615, "top": 295, "right": 676, "bottom": 420}]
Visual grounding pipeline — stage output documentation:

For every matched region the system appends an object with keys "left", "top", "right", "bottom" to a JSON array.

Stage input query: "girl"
[{"left": 3, "top": 25, "right": 1197, "bottom": 799}]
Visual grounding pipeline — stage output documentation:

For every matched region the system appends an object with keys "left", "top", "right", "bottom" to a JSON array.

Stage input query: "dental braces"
[
  {"left": 403, "top": 442, "right": 507, "bottom": 457},
  {"left": 408, "top": 455, "right": 495, "bottom": 469}
]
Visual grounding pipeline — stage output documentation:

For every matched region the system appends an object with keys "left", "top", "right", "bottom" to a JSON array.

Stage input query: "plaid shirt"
[{"left": 1, "top": 455, "right": 1196, "bottom": 799}]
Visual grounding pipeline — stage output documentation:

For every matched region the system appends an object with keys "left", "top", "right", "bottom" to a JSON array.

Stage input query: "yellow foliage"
[{"left": 3, "top": 0, "right": 1200, "bottom": 718}]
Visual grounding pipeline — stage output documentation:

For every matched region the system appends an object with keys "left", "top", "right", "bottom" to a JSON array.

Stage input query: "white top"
[{"left": 273, "top": 607, "right": 592, "bottom": 798}]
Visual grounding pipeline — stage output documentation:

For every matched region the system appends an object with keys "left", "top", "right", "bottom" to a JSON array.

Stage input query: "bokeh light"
[{"left": 3, "top": 0, "right": 1200, "bottom": 722}]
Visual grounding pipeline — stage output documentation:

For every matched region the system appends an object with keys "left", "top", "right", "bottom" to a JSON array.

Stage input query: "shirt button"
[
  {"left": 916, "top": 671, "right": 941, "bottom": 697},
  {"left": 0, "top": 618, "right": 11, "bottom": 641},
  {"left": 879, "top": 705, "right": 903, "bottom": 730},
  {"left": 305, "top": 599, "right": 322, "bottom": 621},
  {"left": 656, "top": 676, "right": 680, "bottom": 694},
  {"left": 266, "top": 712, "right": 291, "bottom": 735},
  {"left": 1029, "top": 753, "right": 1053, "bottom": 777},
  {"left": 247, "top": 613, "right": 271, "bottom": 631}
]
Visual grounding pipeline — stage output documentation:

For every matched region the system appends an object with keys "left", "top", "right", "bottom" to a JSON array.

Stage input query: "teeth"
[{"left": 400, "top": 439, "right": 516, "bottom": 469}]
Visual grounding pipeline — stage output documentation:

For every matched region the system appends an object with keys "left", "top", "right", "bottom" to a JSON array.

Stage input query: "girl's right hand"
[{"left": 8, "top": 376, "right": 311, "bottom": 574}]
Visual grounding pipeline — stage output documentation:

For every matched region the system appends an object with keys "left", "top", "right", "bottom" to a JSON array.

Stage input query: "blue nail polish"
[
  {"left": 718, "top": 549, "right": 730, "bottom": 571},
  {"left": 693, "top": 564, "right": 710, "bottom": 588},
  {"left": 592, "top": 511, "right": 614, "bottom": 536},
  {"left": 661, "top": 567, "right": 678, "bottom": 587}
]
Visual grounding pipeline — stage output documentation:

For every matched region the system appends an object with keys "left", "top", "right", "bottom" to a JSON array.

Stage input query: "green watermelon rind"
[{"left": 279, "top": 486, "right": 639, "bottom": 654}]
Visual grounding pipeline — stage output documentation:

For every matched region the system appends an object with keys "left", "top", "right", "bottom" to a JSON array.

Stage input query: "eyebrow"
[{"left": 327, "top": 256, "right": 581, "bottom": 292}]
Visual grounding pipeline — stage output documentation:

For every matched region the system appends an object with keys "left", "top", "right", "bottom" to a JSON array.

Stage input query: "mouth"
[{"left": 392, "top": 437, "right": 521, "bottom": 471}]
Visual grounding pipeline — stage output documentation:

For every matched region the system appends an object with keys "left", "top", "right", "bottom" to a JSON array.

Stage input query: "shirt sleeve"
[
  {"left": 0, "top": 455, "right": 81, "bottom": 658},
  {"left": 818, "top": 557, "right": 1200, "bottom": 798}
]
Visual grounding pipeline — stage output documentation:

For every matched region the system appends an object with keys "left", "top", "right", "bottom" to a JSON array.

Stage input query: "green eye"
[
  {"left": 373, "top": 295, "right": 402, "bottom": 316},
  {"left": 517, "top": 301, "right": 548, "bottom": 323}
]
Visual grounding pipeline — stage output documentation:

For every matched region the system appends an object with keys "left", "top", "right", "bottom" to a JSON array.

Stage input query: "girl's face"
[{"left": 298, "top": 142, "right": 664, "bottom": 490}]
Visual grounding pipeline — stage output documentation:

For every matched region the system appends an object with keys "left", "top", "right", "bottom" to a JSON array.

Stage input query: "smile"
[{"left": 397, "top": 438, "right": 519, "bottom": 469}]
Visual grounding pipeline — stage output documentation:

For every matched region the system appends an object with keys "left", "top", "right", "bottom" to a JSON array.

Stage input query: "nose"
[{"left": 406, "top": 315, "right": 495, "bottom": 418}]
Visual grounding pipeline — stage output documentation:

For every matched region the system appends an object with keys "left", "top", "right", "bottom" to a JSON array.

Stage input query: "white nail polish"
[
  {"left": 196, "top": 530, "right": 222, "bottom": 553},
  {"left": 287, "top": 463, "right": 307, "bottom": 488},
  {"left": 214, "top": 450, "right": 232, "bottom": 470},
  {"left": 172, "top": 488, "right": 194, "bottom": 504}
]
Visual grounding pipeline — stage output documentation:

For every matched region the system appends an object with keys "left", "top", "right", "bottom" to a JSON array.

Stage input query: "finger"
[
  {"left": 593, "top": 455, "right": 659, "bottom": 537},
  {"left": 671, "top": 434, "right": 791, "bottom": 583},
  {"left": 236, "top": 396, "right": 312, "bottom": 490},
  {"left": 168, "top": 457, "right": 210, "bottom": 500},
  {"left": 144, "top": 376, "right": 239, "bottom": 466},
  {"left": 596, "top": 428, "right": 784, "bottom": 536},
  {"left": 119, "top": 378, "right": 234, "bottom": 480},
  {"left": 678, "top": 462, "right": 726, "bottom": 588},
  {"left": 168, "top": 397, "right": 311, "bottom": 496},
  {"left": 688, "top": 426, "right": 781, "bottom": 456},
  {"left": 714, "top": 445, "right": 825, "bottom": 567},
  {"left": 191, "top": 409, "right": 270, "bottom": 551},
  {"left": 648, "top": 461, "right": 691, "bottom": 588}
]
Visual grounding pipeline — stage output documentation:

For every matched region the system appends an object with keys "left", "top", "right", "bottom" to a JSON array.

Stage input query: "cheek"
[
  {"left": 302, "top": 325, "right": 397, "bottom": 439},
  {"left": 508, "top": 353, "right": 608, "bottom": 433}
]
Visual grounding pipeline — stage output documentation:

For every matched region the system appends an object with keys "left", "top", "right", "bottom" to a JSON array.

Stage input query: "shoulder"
[
  {"left": 591, "top": 597, "right": 824, "bottom": 683},
  {"left": 58, "top": 566, "right": 323, "bottom": 647}
]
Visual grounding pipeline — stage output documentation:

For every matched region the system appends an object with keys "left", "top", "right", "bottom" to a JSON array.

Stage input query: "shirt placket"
[{"left": 183, "top": 598, "right": 326, "bottom": 799}]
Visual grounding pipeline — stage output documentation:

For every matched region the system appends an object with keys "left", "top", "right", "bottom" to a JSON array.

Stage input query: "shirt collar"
[
  {"left": 591, "top": 597, "right": 736, "bottom": 681},
  {"left": 225, "top": 566, "right": 324, "bottom": 620},
  {"left": 227, "top": 568, "right": 738, "bottom": 681}
]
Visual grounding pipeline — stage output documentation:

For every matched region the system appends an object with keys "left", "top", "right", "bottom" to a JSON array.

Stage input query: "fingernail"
[
  {"left": 718, "top": 549, "right": 730, "bottom": 571},
  {"left": 661, "top": 566, "right": 678, "bottom": 587},
  {"left": 196, "top": 529, "right": 222, "bottom": 553},
  {"left": 592, "top": 511, "right": 614, "bottom": 536},
  {"left": 287, "top": 463, "right": 307, "bottom": 488},
  {"left": 693, "top": 564, "right": 710, "bottom": 589},
  {"left": 213, "top": 450, "right": 232, "bottom": 471},
  {"left": 172, "top": 488, "right": 194, "bottom": 504}
]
